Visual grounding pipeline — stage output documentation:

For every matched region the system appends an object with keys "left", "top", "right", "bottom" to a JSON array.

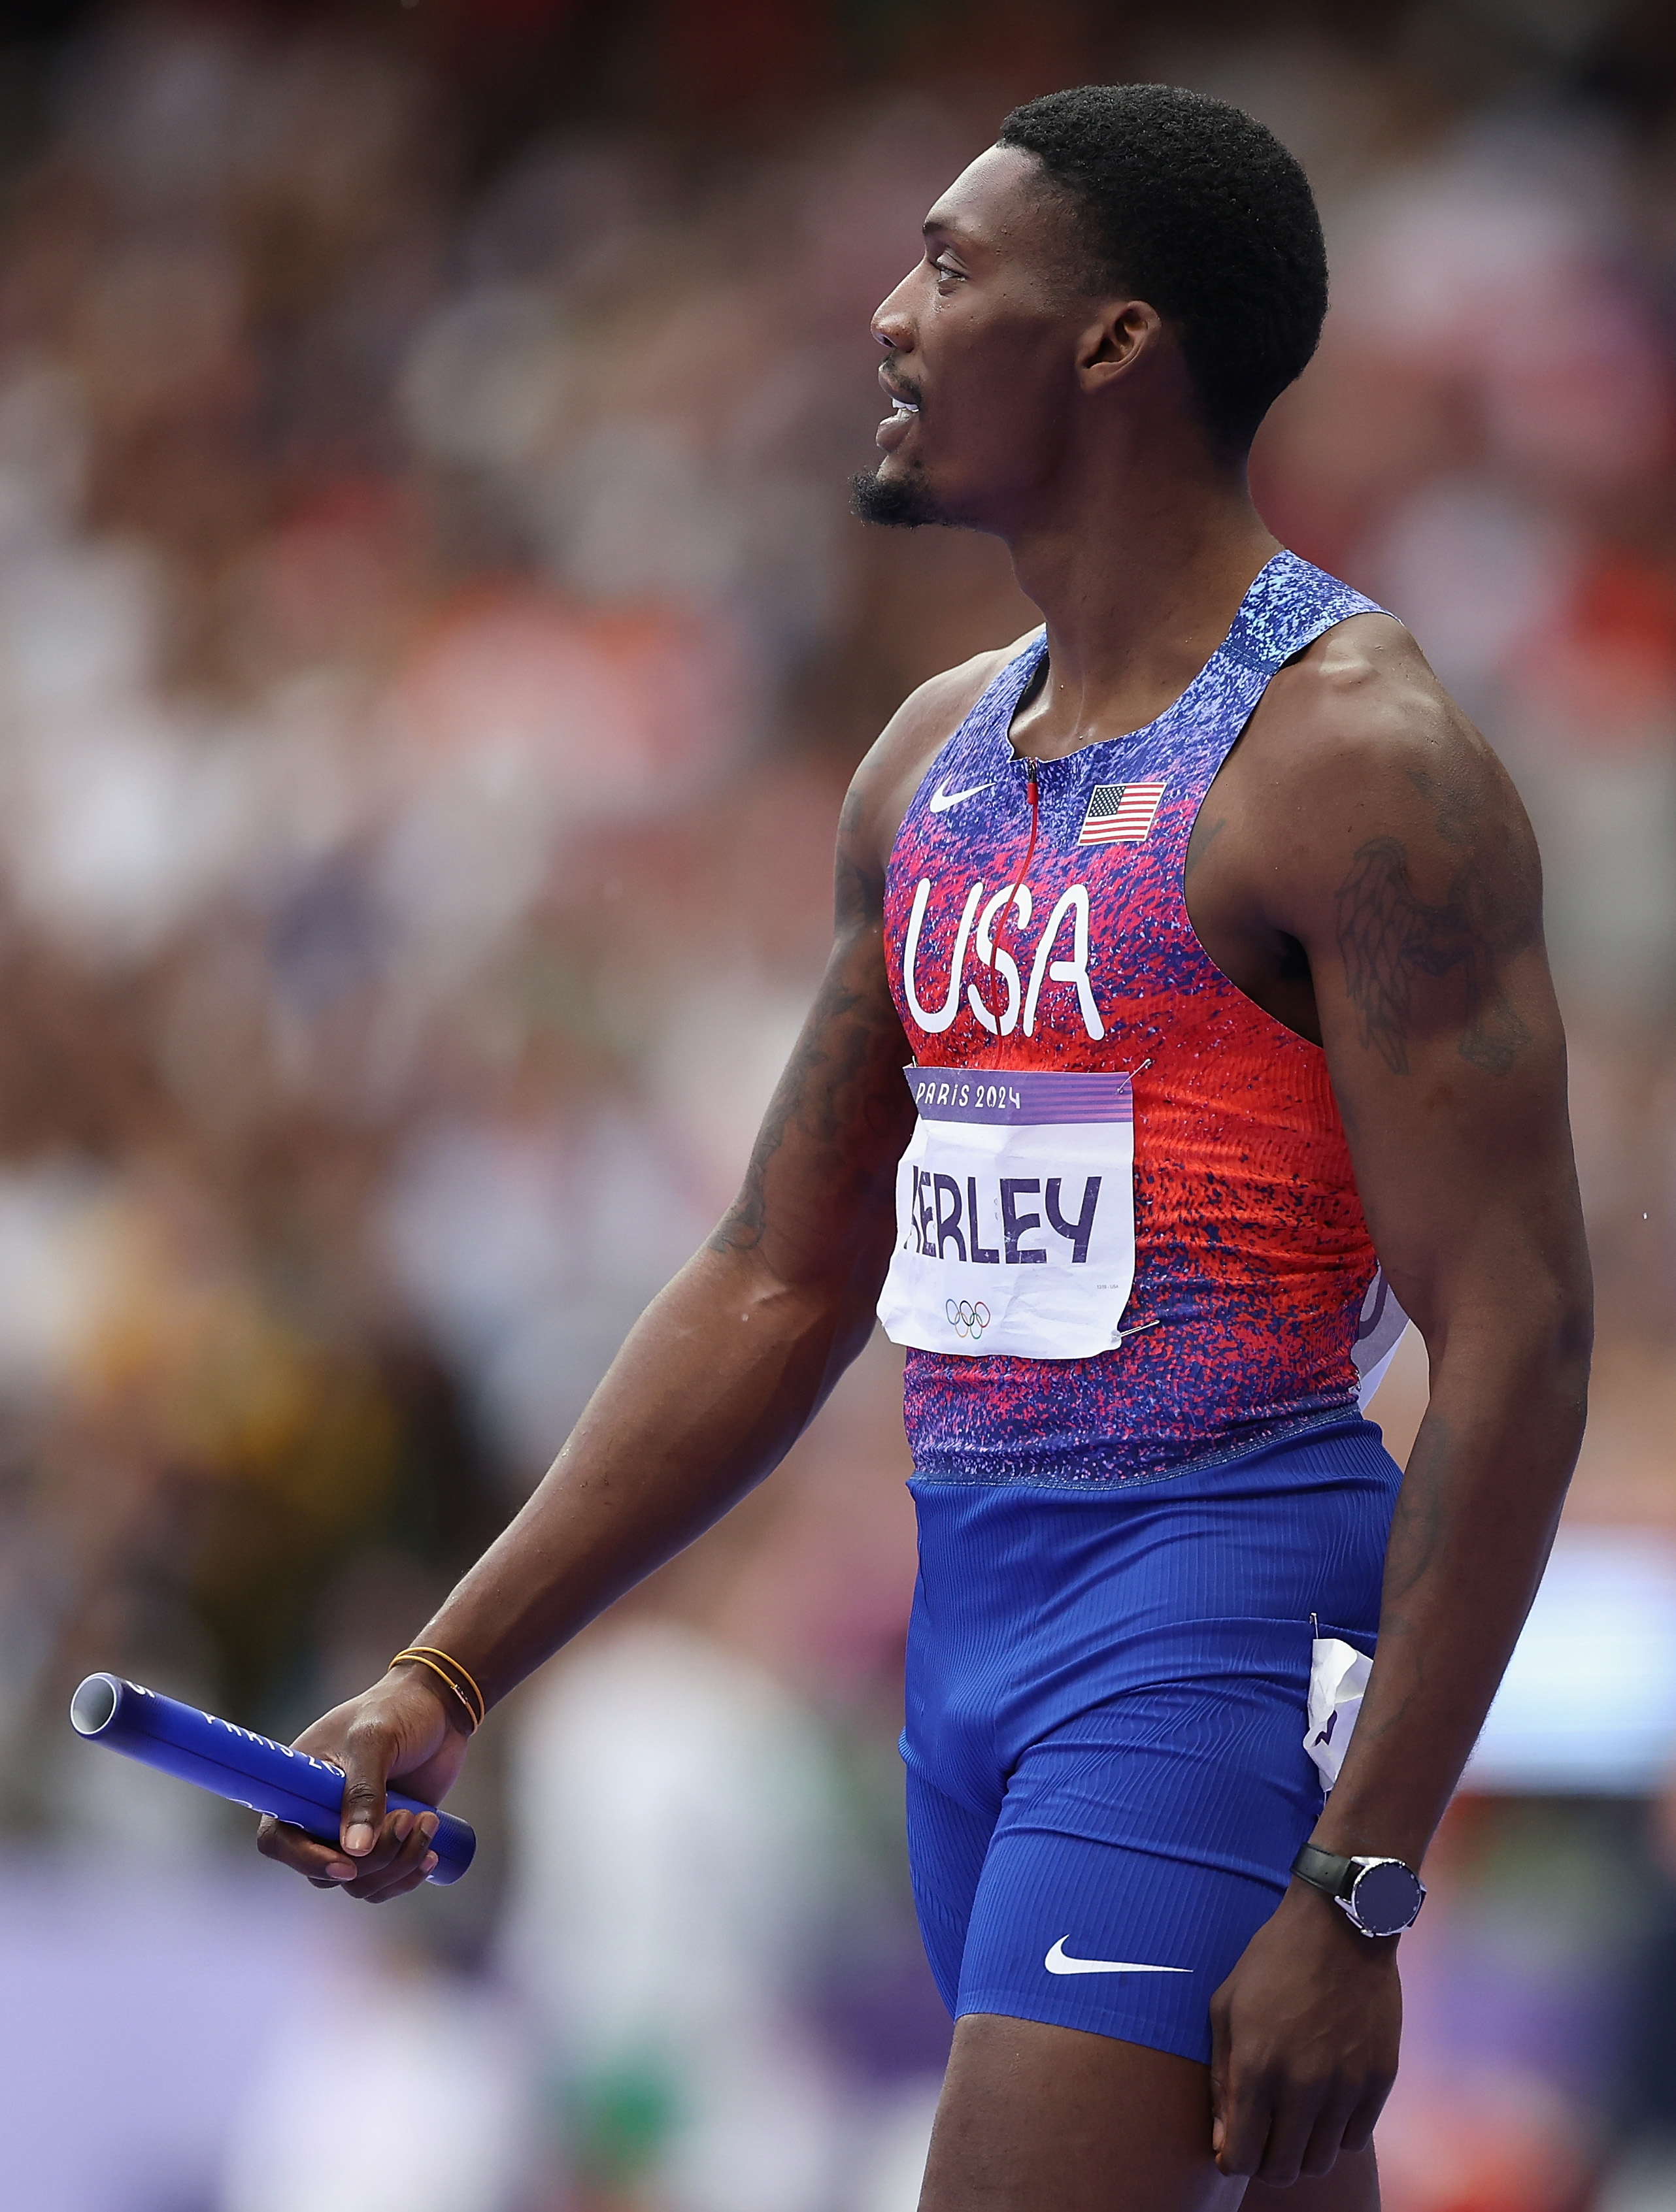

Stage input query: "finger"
[
  {"left": 297, "top": 1807, "right": 411, "bottom": 1893},
  {"left": 360, "top": 1846, "right": 439, "bottom": 1905},
  {"left": 257, "top": 1813, "right": 357, "bottom": 1885},
  {"left": 340, "top": 1807, "right": 424, "bottom": 1888},
  {"left": 343, "top": 1810, "right": 429, "bottom": 1896},
  {"left": 1254, "top": 2087, "right": 1326, "bottom": 2188},
  {"left": 1207, "top": 2024, "right": 1232, "bottom": 2162},
  {"left": 348, "top": 1812, "right": 439, "bottom": 1903},
  {"left": 1341, "top": 2073, "right": 1396, "bottom": 2155},
  {"left": 338, "top": 1720, "right": 394, "bottom": 1857},
  {"left": 1213, "top": 2071, "right": 1275, "bottom": 2179},
  {"left": 335, "top": 1808, "right": 414, "bottom": 1898},
  {"left": 1299, "top": 2087, "right": 1361, "bottom": 2179},
  {"left": 1204, "top": 1981, "right": 1231, "bottom": 2150}
]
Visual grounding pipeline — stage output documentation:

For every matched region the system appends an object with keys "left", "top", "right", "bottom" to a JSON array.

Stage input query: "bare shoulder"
[
  {"left": 839, "top": 631, "right": 1042, "bottom": 897},
  {"left": 1233, "top": 612, "right": 1541, "bottom": 925}
]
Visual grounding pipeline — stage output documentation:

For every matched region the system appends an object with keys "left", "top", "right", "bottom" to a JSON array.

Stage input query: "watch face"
[{"left": 1348, "top": 1859, "right": 1425, "bottom": 1937}]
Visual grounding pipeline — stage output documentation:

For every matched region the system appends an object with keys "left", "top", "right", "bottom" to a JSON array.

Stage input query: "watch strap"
[{"left": 1291, "top": 1842, "right": 1354, "bottom": 1898}]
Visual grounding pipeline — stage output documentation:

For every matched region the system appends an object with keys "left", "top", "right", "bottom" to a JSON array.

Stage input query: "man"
[{"left": 260, "top": 85, "right": 1590, "bottom": 2210}]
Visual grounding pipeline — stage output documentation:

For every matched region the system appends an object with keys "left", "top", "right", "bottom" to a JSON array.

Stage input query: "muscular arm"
[
  {"left": 1206, "top": 619, "right": 1592, "bottom": 2179},
  {"left": 258, "top": 654, "right": 1005, "bottom": 1894},
  {"left": 1309, "top": 757, "right": 1586, "bottom": 1860},
  {"left": 409, "top": 840, "right": 914, "bottom": 1702},
  {"left": 1275, "top": 635, "right": 1590, "bottom": 1855}
]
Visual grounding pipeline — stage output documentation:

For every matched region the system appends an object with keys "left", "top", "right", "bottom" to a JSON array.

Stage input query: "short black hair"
[{"left": 997, "top": 83, "right": 1328, "bottom": 455}]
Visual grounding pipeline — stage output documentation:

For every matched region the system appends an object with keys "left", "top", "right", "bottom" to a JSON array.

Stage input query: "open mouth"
[
  {"left": 875, "top": 372, "right": 923, "bottom": 453},
  {"left": 878, "top": 364, "right": 922, "bottom": 417}
]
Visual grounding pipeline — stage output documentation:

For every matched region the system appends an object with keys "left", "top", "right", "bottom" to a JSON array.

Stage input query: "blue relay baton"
[{"left": 69, "top": 1673, "right": 476, "bottom": 1884}]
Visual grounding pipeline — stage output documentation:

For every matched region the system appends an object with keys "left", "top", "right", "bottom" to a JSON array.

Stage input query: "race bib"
[
  {"left": 876, "top": 1065, "right": 1135, "bottom": 1361},
  {"left": 1304, "top": 1634, "right": 1371, "bottom": 1791}
]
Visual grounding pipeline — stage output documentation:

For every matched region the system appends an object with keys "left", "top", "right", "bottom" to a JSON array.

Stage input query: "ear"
[{"left": 1075, "top": 299, "right": 1165, "bottom": 393}]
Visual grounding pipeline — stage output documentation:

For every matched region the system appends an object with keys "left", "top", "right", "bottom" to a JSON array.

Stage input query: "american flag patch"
[{"left": 1077, "top": 782, "right": 1167, "bottom": 845}]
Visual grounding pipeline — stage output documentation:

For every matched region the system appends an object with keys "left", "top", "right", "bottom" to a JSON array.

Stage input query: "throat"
[{"left": 1009, "top": 529, "right": 1281, "bottom": 761}]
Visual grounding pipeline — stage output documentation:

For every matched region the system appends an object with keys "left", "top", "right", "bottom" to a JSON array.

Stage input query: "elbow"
[
  {"left": 1551, "top": 1230, "right": 1595, "bottom": 1380},
  {"left": 1422, "top": 1249, "right": 1592, "bottom": 1408},
  {"left": 1553, "top": 1288, "right": 1593, "bottom": 1411},
  {"left": 1518, "top": 1261, "right": 1593, "bottom": 1419},
  {"left": 1556, "top": 1285, "right": 1594, "bottom": 1371}
]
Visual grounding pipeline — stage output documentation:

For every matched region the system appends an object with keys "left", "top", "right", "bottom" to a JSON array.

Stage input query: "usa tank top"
[{"left": 880, "top": 550, "right": 1400, "bottom": 1488}]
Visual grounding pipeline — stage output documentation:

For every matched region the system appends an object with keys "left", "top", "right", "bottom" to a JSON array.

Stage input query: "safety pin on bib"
[{"left": 1112, "top": 1317, "right": 1161, "bottom": 1348}]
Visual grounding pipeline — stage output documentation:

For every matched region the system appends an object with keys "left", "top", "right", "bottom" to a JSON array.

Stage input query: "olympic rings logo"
[{"left": 945, "top": 1298, "right": 992, "bottom": 1341}]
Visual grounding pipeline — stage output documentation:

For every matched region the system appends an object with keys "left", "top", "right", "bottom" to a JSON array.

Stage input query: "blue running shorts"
[{"left": 902, "top": 1416, "right": 1401, "bottom": 2066}]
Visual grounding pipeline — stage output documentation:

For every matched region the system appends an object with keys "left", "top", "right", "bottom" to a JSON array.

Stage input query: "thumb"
[
  {"left": 1208, "top": 2001, "right": 1232, "bottom": 2158},
  {"left": 338, "top": 1721, "right": 392, "bottom": 1857}
]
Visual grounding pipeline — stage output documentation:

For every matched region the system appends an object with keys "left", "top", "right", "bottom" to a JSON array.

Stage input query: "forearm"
[
  {"left": 411, "top": 1241, "right": 875, "bottom": 1709},
  {"left": 1312, "top": 1288, "right": 1591, "bottom": 1866}
]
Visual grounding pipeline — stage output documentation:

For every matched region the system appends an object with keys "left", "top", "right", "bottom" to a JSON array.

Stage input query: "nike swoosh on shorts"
[
  {"left": 1043, "top": 1936, "right": 1192, "bottom": 1977},
  {"left": 928, "top": 778, "right": 990, "bottom": 812}
]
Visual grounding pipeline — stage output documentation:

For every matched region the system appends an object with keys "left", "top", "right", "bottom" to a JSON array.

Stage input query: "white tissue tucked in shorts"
[{"left": 1305, "top": 1637, "right": 1372, "bottom": 1790}]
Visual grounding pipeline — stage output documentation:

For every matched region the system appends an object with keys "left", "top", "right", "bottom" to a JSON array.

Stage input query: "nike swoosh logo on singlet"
[
  {"left": 928, "top": 777, "right": 991, "bottom": 813},
  {"left": 1043, "top": 1936, "right": 1192, "bottom": 1977}
]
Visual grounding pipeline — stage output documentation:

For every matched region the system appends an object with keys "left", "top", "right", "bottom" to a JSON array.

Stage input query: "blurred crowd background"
[{"left": 2, "top": 1, "right": 1675, "bottom": 2207}]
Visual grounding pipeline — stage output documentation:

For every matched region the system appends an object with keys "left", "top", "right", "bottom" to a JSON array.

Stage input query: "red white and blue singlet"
[
  {"left": 886, "top": 555, "right": 1412, "bottom": 2065},
  {"left": 882, "top": 550, "right": 1401, "bottom": 1489}
]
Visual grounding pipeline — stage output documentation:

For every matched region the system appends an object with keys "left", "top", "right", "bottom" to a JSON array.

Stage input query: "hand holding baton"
[{"left": 70, "top": 1673, "right": 476, "bottom": 1884}]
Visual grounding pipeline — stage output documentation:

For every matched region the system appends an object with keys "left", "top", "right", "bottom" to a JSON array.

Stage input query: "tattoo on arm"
[
  {"left": 708, "top": 937, "right": 907, "bottom": 1259},
  {"left": 1335, "top": 835, "right": 1534, "bottom": 1076},
  {"left": 708, "top": 959, "right": 864, "bottom": 1256},
  {"left": 834, "top": 786, "right": 878, "bottom": 932},
  {"left": 709, "top": 751, "right": 907, "bottom": 1262}
]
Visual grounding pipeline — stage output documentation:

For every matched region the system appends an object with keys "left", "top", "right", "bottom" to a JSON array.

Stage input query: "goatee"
[{"left": 849, "top": 466, "right": 947, "bottom": 529}]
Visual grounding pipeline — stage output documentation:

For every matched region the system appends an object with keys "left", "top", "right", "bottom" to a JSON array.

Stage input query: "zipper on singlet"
[{"left": 1019, "top": 751, "right": 1040, "bottom": 888}]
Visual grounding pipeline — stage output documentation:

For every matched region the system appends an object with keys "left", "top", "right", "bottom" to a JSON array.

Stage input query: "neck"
[{"left": 1005, "top": 438, "right": 1279, "bottom": 758}]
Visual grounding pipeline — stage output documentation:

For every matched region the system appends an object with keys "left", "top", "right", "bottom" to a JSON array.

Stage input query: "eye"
[{"left": 932, "top": 257, "right": 965, "bottom": 283}]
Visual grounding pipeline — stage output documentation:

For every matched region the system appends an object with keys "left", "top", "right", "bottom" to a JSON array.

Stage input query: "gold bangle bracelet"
[
  {"left": 401, "top": 1644, "right": 487, "bottom": 1727},
  {"left": 390, "top": 1648, "right": 483, "bottom": 1734},
  {"left": 396, "top": 1645, "right": 487, "bottom": 1725}
]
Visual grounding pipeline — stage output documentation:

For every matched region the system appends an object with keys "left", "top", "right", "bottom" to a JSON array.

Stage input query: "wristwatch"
[{"left": 1291, "top": 1843, "right": 1426, "bottom": 1938}]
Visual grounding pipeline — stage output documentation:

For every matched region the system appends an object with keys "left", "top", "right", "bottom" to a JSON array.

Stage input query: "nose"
[{"left": 871, "top": 270, "right": 916, "bottom": 354}]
